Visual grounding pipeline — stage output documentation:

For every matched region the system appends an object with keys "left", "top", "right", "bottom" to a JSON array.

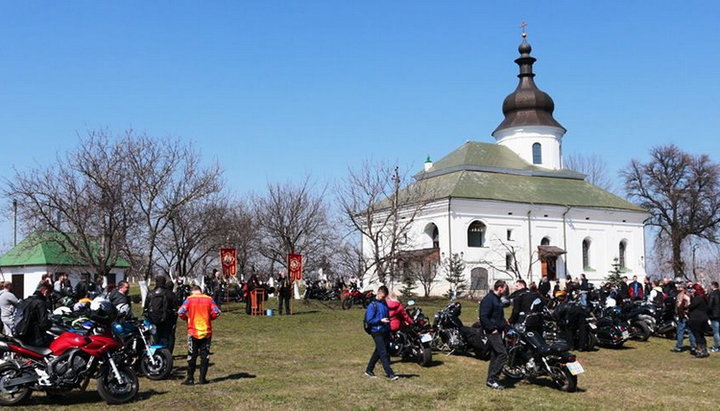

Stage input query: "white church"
[{"left": 366, "top": 35, "right": 648, "bottom": 296}]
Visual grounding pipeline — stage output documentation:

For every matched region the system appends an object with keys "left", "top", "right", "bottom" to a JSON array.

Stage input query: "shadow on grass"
[
  {"left": 212, "top": 372, "right": 257, "bottom": 383},
  {"left": 28, "top": 389, "right": 167, "bottom": 405},
  {"left": 397, "top": 374, "right": 420, "bottom": 379}
]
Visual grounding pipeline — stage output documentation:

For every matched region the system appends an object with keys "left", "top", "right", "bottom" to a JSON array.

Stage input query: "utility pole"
[{"left": 13, "top": 199, "right": 17, "bottom": 246}]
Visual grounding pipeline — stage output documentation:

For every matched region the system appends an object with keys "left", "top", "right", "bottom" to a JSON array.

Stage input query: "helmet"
[
  {"left": 53, "top": 306, "right": 72, "bottom": 316},
  {"left": 89, "top": 297, "right": 118, "bottom": 324},
  {"left": 554, "top": 290, "right": 567, "bottom": 301},
  {"left": 116, "top": 303, "right": 131, "bottom": 319}
]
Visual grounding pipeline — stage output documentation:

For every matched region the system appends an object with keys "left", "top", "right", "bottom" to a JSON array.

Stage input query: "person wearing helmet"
[{"left": 178, "top": 285, "right": 221, "bottom": 385}]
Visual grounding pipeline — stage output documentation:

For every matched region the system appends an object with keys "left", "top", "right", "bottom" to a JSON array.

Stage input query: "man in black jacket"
[
  {"left": 708, "top": 281, "right": 720, "bottom": 353},
  {"left": 144, "top": 276, "right": 177, "bottom": 347},
  {"left": 18, "top": 283, "right": 53, "bottom": 347},
  {"left": 509, "top": 280, "right": 543, "bottom": 334},
  {"left": 480, "top": 280, "right": 508, "bottom": 390}
]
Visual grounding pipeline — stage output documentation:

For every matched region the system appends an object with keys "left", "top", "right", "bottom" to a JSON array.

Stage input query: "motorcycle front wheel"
[
  {"left": 341, "top": 298, "right": 353, "bottom": 310},
  {"left": 0, "top": 363, "right": 31, "bottom": 406},
  {"left": 417, "top": 346, "right": 432, "bottom": 366},
  {"left": 501, "top": 348, "right": 525, "bottom": 379},
  {"left": 550, "top": 365, "right": 577, "bottom": 392},
  {"left": 140, "top": 348, "right": 173, "bottom": 380},
  {"left": 97, "top": 365, "right": 139, "bottom": 405}
]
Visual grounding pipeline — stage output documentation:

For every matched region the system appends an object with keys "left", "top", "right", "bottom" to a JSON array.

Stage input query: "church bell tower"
[{"left": 492, "top": 32, "right": 566, "bottom": 170}]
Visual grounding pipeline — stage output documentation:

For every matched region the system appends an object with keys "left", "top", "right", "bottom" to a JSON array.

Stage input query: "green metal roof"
[
  {"left": 412, "top": 141, "right": 645, "bottom": 212},
  {"left": 0, "top": 231, "right": 131, "bottom": 268}
]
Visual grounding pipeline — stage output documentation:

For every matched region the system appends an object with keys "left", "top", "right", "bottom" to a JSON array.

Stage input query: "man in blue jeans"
[
  {"left": 708, "top": 281, "right": 720, "bottom": 352},
  {"left": 671, "top": 284, "right": 696, "bottom": 352},
  {"left": 364, "top": 285, "right": 398, "bottom": 381}
]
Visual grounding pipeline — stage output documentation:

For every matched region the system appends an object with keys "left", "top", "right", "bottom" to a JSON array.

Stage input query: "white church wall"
[{"left": 493, "top": 125, "right": 565, "bottom": 170}]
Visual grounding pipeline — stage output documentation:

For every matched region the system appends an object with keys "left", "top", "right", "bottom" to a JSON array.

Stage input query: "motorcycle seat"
[{"left": 10, "top": 338, "right": 52, "bottom": 356}]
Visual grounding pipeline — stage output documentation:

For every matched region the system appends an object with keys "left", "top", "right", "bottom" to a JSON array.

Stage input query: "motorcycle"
[
  {"left": 502, "top": 325, "right": 583, "bottom": 392},
  {"left": 387, "top": 301, "right": 433, "bottom": 366},
  {"left": 585, "top": 303, "right": 631, "bottom": 348},
  {"left": 601, "top": 299, "right": 651, "bottom": 341},
  {"left": 0, "top": 323, "right": 138, "bottom": 405},
  {"left": 430, "top": 302, "right": 490, "bottom": 359},
  {"left": 341, "top": 286, "right": 374, "bottom": 310},
  {"left": 112, "top": 319, "right": 173, "bottom": 380}
]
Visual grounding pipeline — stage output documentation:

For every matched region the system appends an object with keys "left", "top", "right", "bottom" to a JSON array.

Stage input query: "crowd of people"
[{"left": 362, "top": 274, "right": 720, "bottom": 389}]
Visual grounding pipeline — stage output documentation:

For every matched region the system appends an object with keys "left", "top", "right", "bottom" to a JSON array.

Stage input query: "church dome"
[{"left": 492, "top": 35, "right": 565, "bottom": 135}]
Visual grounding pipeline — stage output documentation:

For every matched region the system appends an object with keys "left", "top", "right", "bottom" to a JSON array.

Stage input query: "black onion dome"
[{"left": 492, "top": 37, "right": 565, "bottom": 135}]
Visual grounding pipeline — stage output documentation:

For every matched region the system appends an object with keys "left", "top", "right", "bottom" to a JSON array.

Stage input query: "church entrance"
[{"left": 538, "top": 245, "right": 566, "bottom": 282}]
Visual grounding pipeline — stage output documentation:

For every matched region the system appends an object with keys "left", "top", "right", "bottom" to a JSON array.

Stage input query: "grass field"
[{"left": 13, "top": 298, "right": 720, "bottom": 410}]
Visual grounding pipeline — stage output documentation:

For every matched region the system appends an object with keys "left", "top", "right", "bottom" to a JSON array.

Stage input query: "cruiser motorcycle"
[
  {"left": 430, "top": 302, "right": 490, "bottom": 359},
  {"left": 387, "top": 302, "right": 433, "bottom": 366}
]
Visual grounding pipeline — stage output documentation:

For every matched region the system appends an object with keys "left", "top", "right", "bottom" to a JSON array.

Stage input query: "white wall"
[
  {"left": 493, "top": 125, "right": 565, "bottom": 170},
  {"left": 362, "top": 197, "right": 648, "bottom": 296},
  {"left": 0, "top": 265, "right": 127, "bottom": 299}
]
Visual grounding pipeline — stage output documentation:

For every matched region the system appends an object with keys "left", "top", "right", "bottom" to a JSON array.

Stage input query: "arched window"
[
  {"left": 619, "top": 240, "right": 627, "bottom": 269},
  {"left": 468, "top": 221, "right": 486, "bottom": 247},
  {"left": 424, "top": 223, "right": 439, "bottom": 249},
  {"left": 470, "top": 267, "right": 489, "bottom": 291},
  {"left": 582, "top": 238, "right": 591, "bottom": 269},
  {"left": 541, "top": 237, "right": 550, "bottom": 246},
  {"left": 505, "top": 253, "right": 513, "bottom": 270},
  {"left": 532, "top": 143, "right": 542, "bottom": 165}
]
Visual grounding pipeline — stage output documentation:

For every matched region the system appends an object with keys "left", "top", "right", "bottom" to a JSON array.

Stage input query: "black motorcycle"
[
  {"left": 387, "top": 302, "right": 433, "bottom": 366},
  {"left": 502, "top": 325, "right": 583, "bottom": 392},
  {"left": 586, "top": 303, "right": 631, "bottom": 348},
  {"left": 600, "top": 301, "right": 651, "bottom": 341},
  {"left": 430, "top": 302, "right": 490, "bottom": 359}
]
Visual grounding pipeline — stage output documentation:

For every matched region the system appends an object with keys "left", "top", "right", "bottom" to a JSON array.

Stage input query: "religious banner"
[
  {"left": 220, "top": 248, "right": 237, "bottom": 277},
  {"left": 288, "top": 253, "right": 303, "bottom": 282}
]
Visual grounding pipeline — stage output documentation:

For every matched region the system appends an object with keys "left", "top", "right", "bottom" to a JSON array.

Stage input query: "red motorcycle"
[
  {"left": 341, "top": 286, "right": 374, "bottom": 310},
  {"left": 0, "top": 324, "right": 138, "bottom": 405}
]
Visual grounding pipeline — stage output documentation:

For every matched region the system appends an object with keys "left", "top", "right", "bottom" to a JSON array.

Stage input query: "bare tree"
[
  {"left": 476, "top": 236, "right": 539, "bottom": 281},
  {"left": 622, "top": 144, "right": 720, "bottom": 279},
  {"left": 219, "top": 200, "right": 259, "bottom": 277},
  {"left": 565, "top": 153, "right": 615, "bottom": 192},
  {"left": 253, "top": 176, "right": 333, "bottom": 271},
  {"left": 155, "top": 195, "right": 228, "bottom": 281},
  {"left": 337, "top": 160, "right": 434, "bottom": 285},
  {"left": 123, "top": 132, "right": 222, "bottom": 281},
  {"left": 414, "top": 260, "right": 439, "bottom": 297},
  {"left": 3, "top": 132, "right": 134, "bottom": 277}
]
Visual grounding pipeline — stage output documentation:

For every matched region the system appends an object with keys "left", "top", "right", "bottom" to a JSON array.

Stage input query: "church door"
[
  {"left": 541, "top": 258, "right": 557, "bottom": 281},
  {"left": 11, "top": 274, "right": 24, "bottom": 299}
]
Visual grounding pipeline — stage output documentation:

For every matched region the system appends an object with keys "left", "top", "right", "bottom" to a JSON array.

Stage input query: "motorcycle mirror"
[
  {"left": 530, "top": 298, "right": 542, "bottom": 311},
  {"left": 407, "top": 300, "right": 415, "bottom": 306}
]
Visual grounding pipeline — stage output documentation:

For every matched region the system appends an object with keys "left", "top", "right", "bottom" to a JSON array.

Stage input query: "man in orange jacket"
[{"left": 178, "top": 285, "right": 221, "bottom": 385}]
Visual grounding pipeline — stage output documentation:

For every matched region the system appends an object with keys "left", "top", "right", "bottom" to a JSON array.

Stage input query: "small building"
[{"left": 0, "top": 232, "right": 129, "bottom": 299}]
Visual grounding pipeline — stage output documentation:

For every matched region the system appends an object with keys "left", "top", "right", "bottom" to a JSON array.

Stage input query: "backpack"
[
  {"left": 146, "top": 289, "right": 169, "bottom": 324},
  {"left": 12, "top": 298, "right": 34, "bottom": 338},
  {"left": 363, "top": 301, "right": 378, "bottom": 334}
]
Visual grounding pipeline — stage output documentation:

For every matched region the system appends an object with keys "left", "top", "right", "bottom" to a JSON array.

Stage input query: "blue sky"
[{"left": 1, "top": 1, "right": 719, "bottom": 250}]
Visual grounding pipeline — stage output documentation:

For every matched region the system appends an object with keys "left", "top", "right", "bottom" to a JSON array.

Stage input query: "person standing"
[
  {"left": 538, "top": 275, "right": 550, "bottom": 299},
  {"left": 363, "top": 285, "right": 398, "bottom": 380},
  {"left": 277, "top": 273, "right": 292, "bottom": 315},
  {"left": 178, "top": 285, "right": 221, "bottom": 385},
  {"left": 628, "top": 275, "right": 644, "bottom": 301},
  {"left": 15, "top": 283, "right": 53, "bottom": 346},
  {"left": 671, "top": 284, "right": 697, "bottom": 352},
  {"left": 480, "top": 280, "right": 508, "bottom": 390},
  {"left": 509, "top": 280, "right": 543, "bottom": 334},
  {"left": 643, "top": 277, "right": 653, "bottom": 301},
  {"left": 708, "top": 281, "right": 720, "bottom": 353},
  {"left": 687, "top": 287, "right": 710, "bottom": 358},
  {"left": 144, "top": 276, "right": 177, "bottom": 348},
  {"left": 0, "top": 283, "right": 19, "bottom": 335},
  {"left": 618, "top": 276, "right": 630, "bottom": 303},
  {"left": 109, "top": 281, "right": 131, "bottom": 308}
]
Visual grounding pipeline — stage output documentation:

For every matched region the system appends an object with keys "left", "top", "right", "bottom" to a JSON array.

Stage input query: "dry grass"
[{"left": 13, "top": 298, "right": 720, "bottom": 410}]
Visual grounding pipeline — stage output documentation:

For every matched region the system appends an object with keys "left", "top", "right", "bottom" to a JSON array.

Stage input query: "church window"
[
  {"left": 619, "top": 240, "right": 627, "bottom": 269},
  {"left": 506, "top": 229, "right": 513, "bottom": 241},
  {"left": 505, "top": 253, "right": 513, "bottom": 270},
  {"left": 468, "top": 221, "right": 486, "bottom": 247},
  {"left": 532, "top": 143, "right": 542, "bottom": 164},
  {"left": 582, "top": 238, "right": 591, "bottom": 269}
]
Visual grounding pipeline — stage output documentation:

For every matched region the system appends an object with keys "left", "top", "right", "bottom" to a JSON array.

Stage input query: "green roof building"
[
  {"left": 363, "top": 35, "right": 648, "bottom": 295},
  {"left": 0, "top": 231, "right": 129, "bottom": 299}
]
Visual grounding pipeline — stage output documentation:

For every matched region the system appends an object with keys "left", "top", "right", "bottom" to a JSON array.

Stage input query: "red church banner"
[
  {"left": 288, "top": 253, "right": 303, "bottom": 282},
  {"left": 220, "top": 248, "right": 237, "bottom": 277}
]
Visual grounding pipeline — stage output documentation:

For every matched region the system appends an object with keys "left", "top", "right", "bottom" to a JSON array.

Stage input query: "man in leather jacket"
[
  {"left": 509, "top": 280, "right": 543, "bottom": 334},
  {"left": 480, "top": 280, "right": 508, "bottom": 390}
]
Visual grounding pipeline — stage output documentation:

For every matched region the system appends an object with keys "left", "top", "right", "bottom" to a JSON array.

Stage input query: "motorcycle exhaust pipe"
[{"left": 656, "top": 324, "right": 675, "bottom": 334}]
